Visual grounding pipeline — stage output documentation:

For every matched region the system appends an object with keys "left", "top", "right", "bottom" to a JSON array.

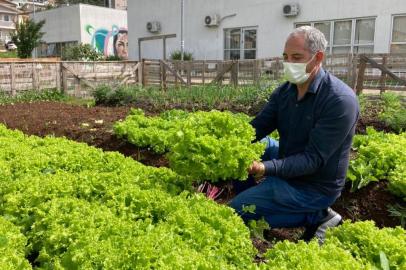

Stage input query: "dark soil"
[{"left": 1, "top": 101, "right": 404, "bottom": 254}]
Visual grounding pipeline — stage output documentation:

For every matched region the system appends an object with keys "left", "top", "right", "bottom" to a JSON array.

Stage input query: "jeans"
[{"left": 229, "top": 137, "right": 337, "bottom": 228}]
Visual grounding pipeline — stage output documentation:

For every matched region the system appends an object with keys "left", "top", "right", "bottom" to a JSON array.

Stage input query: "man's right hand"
[{"left": 248, "top": 161, "right": 265, "bottom": 177}]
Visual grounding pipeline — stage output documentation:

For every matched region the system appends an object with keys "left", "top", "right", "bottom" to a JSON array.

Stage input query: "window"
[
  {"left": 224, "top": 27, "right": 257, "bottom": 60},
  {"left": 391, "top": 15, "right": 406, "bottom": 53},
  {"left": 3, "top": 15, "right": 10, "bottom": 22},
  {"left": 295, "top": 17, "right": 375, "bottom": 54}
]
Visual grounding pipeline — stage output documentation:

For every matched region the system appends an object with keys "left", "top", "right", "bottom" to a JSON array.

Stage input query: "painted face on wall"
[{"left": 114, "top": 31, "right": 128, "bottom": 59}]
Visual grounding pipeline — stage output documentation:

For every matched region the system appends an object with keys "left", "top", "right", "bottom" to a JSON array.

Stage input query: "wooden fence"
[
  {"left": 1, "top": 54, "right": 406, "bottom": 98},
  {"left": 0, "top": 61, "right": 140, "bottom": 98}
]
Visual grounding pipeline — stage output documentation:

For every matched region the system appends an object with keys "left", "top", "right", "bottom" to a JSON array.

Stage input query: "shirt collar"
[{"left": 307, "top": 68, "right": 326, "bottom": 94}]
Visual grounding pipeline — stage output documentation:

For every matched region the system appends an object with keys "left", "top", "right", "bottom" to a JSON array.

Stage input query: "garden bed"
[{"left": 1, "top": 101, "right": 403, "bottom": 233}]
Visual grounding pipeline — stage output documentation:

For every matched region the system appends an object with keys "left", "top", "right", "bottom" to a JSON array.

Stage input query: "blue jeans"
[{"left": 229, "top": 137, "right": 337, "bottom": 228}]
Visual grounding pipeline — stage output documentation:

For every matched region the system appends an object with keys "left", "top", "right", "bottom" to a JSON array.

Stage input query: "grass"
[
  {"left": 0, "top": 89, "right": 66, "bottom": 105},
  {"left": 93, "top": 80, "right": 281, "bottom": 112},
  {"left": 0, "top": 50, "right": 18, "bottom": 58}
]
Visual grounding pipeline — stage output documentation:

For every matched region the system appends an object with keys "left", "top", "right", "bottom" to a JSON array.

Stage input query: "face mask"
[{"left": 283, "top": 55, "right": 315, "bottom": 85}]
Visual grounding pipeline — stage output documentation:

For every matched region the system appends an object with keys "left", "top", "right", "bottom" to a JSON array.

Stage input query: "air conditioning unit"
[
  {"left": 204, "top": 14, "right": 220, "bottom": 27},
  {"left": 146, "top": 21, "right": 161, "bottom": 33},
  {"left": 283, "top": 3, "right": 299, "bottom": 17}
]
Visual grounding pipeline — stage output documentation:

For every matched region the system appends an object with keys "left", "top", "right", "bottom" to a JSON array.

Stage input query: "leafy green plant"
[
  {"left": 61, "top": 43, "right": 104, "bottom": 61},
  {"left": 347, "top": 128, "right": 406, "bottom": 200},
  {"left": 0, "top": 124, "right": 256, "bottom": 269},
  {"left": 0, "top": 217, "right": 31, "bottom": 270},
  {"left": 387, "top": 204, "right": 406, "bottom": 228},
  {"left": 0, "top": 89, "right": 65, "bottom": 104},
  {"left": 170, "top": 50, "right": 193, "bottom": 61},
  {"left": 114, "top": 109, "right": 265, "bottom": 182},
  {"left": 105, "top": 55, "right": 122, "bottom": 61},
  {"left": 11, "top": 19, "right": 45, "bottom": 58},
  {"left": 379, "top": 93, "right": 406, "bottom": 132},
  {"left": 326, "top": 220, "right": 406, "bottom": 270},
  {"left": 261, "top": 240, "right": 368, "bottom": 270},
  {"left": 92, "top": 83, "right": 279, "bottom": 113}
]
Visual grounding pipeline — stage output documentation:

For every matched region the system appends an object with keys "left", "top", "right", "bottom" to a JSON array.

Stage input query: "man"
[{"left": 230, "top": 26, "right": 359, "bottom": 244}]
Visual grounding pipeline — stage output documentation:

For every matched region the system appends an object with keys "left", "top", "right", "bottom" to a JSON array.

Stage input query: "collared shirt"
[{"left": 251, "top": 68, "right": 359, "bottom": 197}]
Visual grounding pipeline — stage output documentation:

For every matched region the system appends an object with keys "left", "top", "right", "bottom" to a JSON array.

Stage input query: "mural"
[{"left": 85, "top": 24, "right": 128, "bottom": 59}]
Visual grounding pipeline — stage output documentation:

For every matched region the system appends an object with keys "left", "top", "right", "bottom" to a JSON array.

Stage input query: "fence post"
[
  {"left": 62, "top": 62, "right": 68, "bottom": 93},
  {"left": 253, "top": 59, "right": 260, "bottom": 86},
  {"left": 202, "top": 60, "right": 206, "bottom": 85},
  {"left": 379, "top": 54, "right": 387, "bottom": 93},
  {"left": 74, "top": 63, "right": 81, "bottom": 97},
  {"left": 142, "top": 59, "right": 147, "bottom": 87},
  {"left": 56, "top": 62, "right": 61, "bottom": 91},
  {"left": 274, "top": 58, "right": 280, "bottom": 80},
  {"left": 32, "top": 63, "right": 37, "bottom": 90},
  {"left": 160, "top": 60, "right": 167, "bottom": 91},
  {"left": 355, "top": 56, "right": 367, "bottom": 95},
  {"left": 231, "top": 61, "right": 238, "bottom": 87},
  {"left": 186, "top": 61, "right": 192, "bottom": 88},
  {"left": 10, "top": 63, "right": 16, "bottom": 96}
]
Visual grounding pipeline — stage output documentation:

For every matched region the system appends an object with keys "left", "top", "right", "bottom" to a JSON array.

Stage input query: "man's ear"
[{"left": 315, "top": 51, "right": 325, "bottom": 64}]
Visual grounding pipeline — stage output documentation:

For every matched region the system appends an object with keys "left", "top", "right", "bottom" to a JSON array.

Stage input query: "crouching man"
[{"left": 230, "top": 26, "right": 359, "bottom": 244}]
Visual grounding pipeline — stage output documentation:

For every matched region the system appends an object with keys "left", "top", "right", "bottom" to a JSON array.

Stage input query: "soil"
[{"left": 1, "top": 101, "right": 404, "bottom": 254}]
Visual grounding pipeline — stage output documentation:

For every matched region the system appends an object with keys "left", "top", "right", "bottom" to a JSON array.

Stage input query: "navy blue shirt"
[{"left": 251, "top": 68, "right": 359, "bottom": 197}]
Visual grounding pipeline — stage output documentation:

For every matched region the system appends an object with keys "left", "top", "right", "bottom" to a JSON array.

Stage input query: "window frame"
[
  {"left": 390, "top": 14, "right": 406, "bottom": 53},
  {"left": 295, "top": 17, "right": 376, "bottom": 55},
  {"left": 224, "top": 26, "right": 258, "bottom": 60}
]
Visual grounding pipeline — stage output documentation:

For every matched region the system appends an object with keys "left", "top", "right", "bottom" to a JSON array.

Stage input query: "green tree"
[{"left": 11, "top": 19, "right": 45, "bottom": 58}]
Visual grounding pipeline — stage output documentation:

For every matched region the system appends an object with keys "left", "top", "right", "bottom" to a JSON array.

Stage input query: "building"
[
  {"left": 128, "top": 0, "right": 406, "bottom": 60},
  {"left": 105, "top": 0, "right": 127, "bottom": 10},
  {"left": 0, "top": 0, "right": 19, "bottom": 46},
  {"left": 31, "top": 3, "right": 128, "bottom": 58}
]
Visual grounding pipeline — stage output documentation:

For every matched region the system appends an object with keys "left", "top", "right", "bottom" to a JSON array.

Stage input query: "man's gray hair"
[{"left": 288, "top": 26, "right": 328, "bottom": 54}]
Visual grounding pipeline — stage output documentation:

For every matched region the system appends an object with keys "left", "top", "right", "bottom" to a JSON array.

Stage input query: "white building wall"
[
  {"left": 32, "top": 4, "right": 81, "bottom": 43},
  {"left": 128, "top": 0, "right": 406, "bottom": 60},
  {"left": 79, "top": 4, "right": 127, "bottom": 56},
  {"left": 32, "top": 4, "right": 127, "bottom": 57}
]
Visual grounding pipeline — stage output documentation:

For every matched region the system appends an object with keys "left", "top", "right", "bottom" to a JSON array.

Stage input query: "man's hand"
[{"left": 248, "top": 161, "right": 265, "bottom": 177}]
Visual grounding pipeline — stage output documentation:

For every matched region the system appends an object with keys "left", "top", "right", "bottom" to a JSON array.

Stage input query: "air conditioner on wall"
[
  {"left": 146, "top": 21, "right": 161, "bottom": 33},
  {"left": 283, "top": 3, "right": 299, "bottom": 17},
  {"left": 204, "top": 14, "right": 220, "bottom": 27}
]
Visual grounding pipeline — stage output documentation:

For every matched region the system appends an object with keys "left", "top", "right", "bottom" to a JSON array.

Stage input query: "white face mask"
[{"left": 283, "top": 55, "right": 315, "bottom": 85}]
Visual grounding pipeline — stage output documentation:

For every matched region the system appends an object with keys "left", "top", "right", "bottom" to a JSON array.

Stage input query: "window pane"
[
  {"left": 334, "top": 20, "right": 352, "bottom": 45},
  {"left": 244, "top": 29, "right": 257, "bottom": 49},
  {"left": 224, "top": 50, "right": 240, "bottom": 60},
  {"left": 392, "top": 16, "right": 406, "bottom": 42},
  {"left": 295, "top": 23, "right": 311, "bottom": 28},
  {"left": 332, "top": 46, "right": 351, "bottom": 54},
  {"left": 225, "top": 29, "right": 241, "bottom": 50},
  {"left": 244, "top": 50, "right": 256, "bottom": 59},
  {"left": 391, "top": 44, "right": 406, "bottom": 53},
  {"left": 354, "top": 46, "right": 374, "bottom": 54},
  {"left": 314, "top": 22, "right": 331, "bottom": 43},
  {"left": 355, "top": 19, "right": 375, "bottom": 44}
]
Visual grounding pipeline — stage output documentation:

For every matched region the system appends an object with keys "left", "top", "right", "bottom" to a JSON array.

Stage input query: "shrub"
[
  {"left": 379, "top": 92, "right": 406, "bottom": 132},
  {"left": 170, "top": 50, "right": 193, "bottom": 61},
  {"left": 61, "top": 43, "right": 104, "bottom": 61}
]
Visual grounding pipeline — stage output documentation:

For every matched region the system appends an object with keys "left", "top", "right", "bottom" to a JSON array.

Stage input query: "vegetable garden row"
[{"left": 0, "top": 101, "right": 405, "bottom": 268}]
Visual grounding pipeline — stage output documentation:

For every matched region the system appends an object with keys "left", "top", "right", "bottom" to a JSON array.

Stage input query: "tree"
[{"left": 11, "top": 19, "right": 45, "bottom": 58}]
